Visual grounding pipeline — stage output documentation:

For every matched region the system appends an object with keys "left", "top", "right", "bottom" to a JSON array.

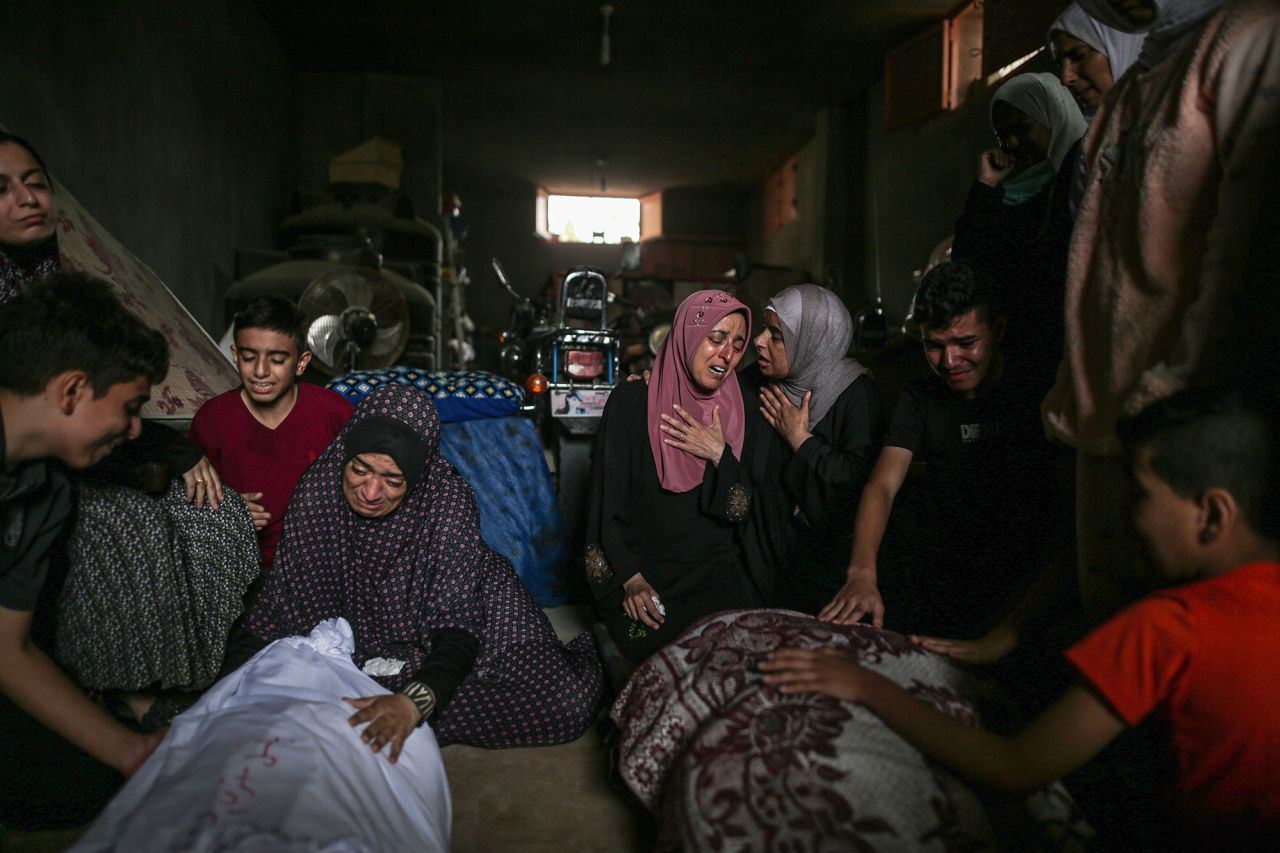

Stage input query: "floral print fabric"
[{"left": 613, "top": 609, "right": 1093, "bottom": 851}]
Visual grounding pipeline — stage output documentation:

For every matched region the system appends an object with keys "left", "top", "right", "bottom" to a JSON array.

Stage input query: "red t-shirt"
[
  {"left": 189, "top": 383, "right": 352, "bottom": 567},
  {"left": 1066, "top": 562, "right": 1280, "bottom": 837}
]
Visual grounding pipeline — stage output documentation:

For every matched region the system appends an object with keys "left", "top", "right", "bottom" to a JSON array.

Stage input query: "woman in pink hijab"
[{"left": 584, "top": 290, "right": 767, "bottom": 662}]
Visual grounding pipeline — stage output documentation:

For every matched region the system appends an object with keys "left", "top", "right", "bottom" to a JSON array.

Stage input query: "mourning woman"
[
  {"left": 234, "top": 384, "right": 602, "bottom": 754},
  {"left": 585, "top": 290, "right": 764, "bottom": 663},
  {"left": 951, "top": 72, "right": 1087, "bottom": 393},
  {"left": 1047, "top": 3, "right": 1145, "bottom": 116},
  {"left": 744, "top": 284, "right": 880, "bottom": 614},
  {"left": 0, "top": 132, "right": 60, "bottom": 303}
]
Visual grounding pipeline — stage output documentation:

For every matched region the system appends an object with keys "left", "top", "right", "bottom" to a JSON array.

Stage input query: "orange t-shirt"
[{"left": 1066, "top": 562, "right": 1280, "bottom": 838}]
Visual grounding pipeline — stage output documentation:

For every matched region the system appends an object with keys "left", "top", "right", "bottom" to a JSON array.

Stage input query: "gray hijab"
[{"left": 766, "top": 284, "right": 869, "bottom": 427}]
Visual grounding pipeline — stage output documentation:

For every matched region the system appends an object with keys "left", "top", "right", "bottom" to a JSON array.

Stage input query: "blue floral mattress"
[{"left": 328, "top": 367, "right": 524, "bottom": 423}]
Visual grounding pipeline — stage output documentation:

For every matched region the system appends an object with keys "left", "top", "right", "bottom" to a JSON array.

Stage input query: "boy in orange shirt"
[{"left": 762, "top": 387, "right": 1280, "bottom": 846}]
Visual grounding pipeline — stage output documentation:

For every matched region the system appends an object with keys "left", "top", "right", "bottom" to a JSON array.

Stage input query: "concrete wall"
[
  {"left": 295, "top": 72, "right": 443, "bottom": 216},
  {"left": 744, "top": 109, "right": 831, "bottom": 282},
  {"left": 658, "top": 185, "right": 748, "bottom": 237},
  {"left": 859, "top": 54, "right": 1058, "bottom": 326},
  {"left": 1, "top": 0, "right": 296, "bottom": 333}
]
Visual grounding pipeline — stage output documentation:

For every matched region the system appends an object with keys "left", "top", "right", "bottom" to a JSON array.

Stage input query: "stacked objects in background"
[{"left": 225, "top": 138, "right": 474, "bottom": 374}]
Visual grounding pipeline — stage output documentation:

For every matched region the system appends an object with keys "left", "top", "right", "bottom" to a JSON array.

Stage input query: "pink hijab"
[{"left": 647, "top": 290, "right": 750, "bottom": 493}]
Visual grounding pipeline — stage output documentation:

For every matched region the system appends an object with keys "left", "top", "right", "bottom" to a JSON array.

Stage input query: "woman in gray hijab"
[{"left": 745, "top": 283, "right": 881, "bottom": 614}]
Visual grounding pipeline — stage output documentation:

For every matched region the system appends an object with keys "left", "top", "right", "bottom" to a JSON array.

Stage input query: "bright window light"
[
  {"left": 546, "top": 195, "right": 640, "bottom": 244},
  {"left": 986, "top": 47, "right": 1045, "bottom": 86}
]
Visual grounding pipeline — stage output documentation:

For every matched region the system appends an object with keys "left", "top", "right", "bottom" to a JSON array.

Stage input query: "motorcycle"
[
  {"left": 494, "top": 259, "right": 556, "bottom": 397},
  {"left": 492, "top": 259, "right": 621, "bottom": 547}
]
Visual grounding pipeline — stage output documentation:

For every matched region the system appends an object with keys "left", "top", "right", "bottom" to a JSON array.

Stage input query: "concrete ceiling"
[{"left": 256, "top": 0, "right": 954, "bottom": 196}]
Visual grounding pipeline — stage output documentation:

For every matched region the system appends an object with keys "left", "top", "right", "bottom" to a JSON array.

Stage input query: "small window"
[{"left": 544, "top": 194, "right": 640, "bottom": 244}]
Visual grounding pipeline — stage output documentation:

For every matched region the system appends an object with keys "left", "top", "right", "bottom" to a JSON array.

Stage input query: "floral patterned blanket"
[{"left": 612, "top": 609, "right": 1092, "bottom": 852}]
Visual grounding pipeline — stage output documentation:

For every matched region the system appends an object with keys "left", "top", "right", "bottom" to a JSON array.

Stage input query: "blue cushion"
[
  {"left": 438, "top": 417, "right": 569, "bottom": 606},
  {"left": 328, "top": 367, "right": 524, "bottom": 423}
]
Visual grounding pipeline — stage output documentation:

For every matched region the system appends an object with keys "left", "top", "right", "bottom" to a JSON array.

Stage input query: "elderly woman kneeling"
[{"left": 227, "top": 384, "right": 602, "bottom": 754}]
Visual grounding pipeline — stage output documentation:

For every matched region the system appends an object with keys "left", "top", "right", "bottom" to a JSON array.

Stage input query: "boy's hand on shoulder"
[
  {"left": 182, "top": 456, "right": 224, "bottom": 510},
  {"left": 244, "top": 492, "right": 271, "bottom": 530},
  {"left": 759, "top": 647, "right": 871, "bottom": 703}
]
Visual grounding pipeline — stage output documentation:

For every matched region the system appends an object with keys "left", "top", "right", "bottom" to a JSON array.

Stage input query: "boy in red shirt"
[
  {"left": 762, "top": 387, "right": 1280, "bottom": 846},
  {"left": 190, "top": 296, "right": 352, "bottom": 569}
]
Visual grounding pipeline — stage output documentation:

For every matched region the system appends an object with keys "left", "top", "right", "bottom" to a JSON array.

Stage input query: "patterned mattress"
[{"left": 613, "top": 609, "right": 1093, "bottom": 852}]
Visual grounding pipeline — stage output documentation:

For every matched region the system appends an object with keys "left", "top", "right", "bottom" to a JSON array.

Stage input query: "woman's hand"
[
  {"left": 819, "top": 568, "right": 884, "bottom": 627},
  {"left": 344, "top": 694, "right": 421, "bottom": 763},
  {"left": 182, "top": 456, "right": 224, "bottom": 510},
  {"left": 660, "top": 404, "right": 726, "bottom": 466},
  {"left": 978, "top": 147, "right": 1016, "bottom": 187},
  {"left": 243, "top": 492, "right": 272, "bottom": 530},
  {"left": 758, "top": 647, "right": 869, "bottom": 702},
  {"left": 911, "top": 626, "right": 1017, "bottom": 666},
  {"left": 760, "top": 386, "right": 812, "bottom": 451},
  {"left": 622, "top": 572, "right": 665, "bottom": 630}
]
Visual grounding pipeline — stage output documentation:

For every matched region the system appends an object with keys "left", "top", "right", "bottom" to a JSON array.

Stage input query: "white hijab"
[
  {"left": 1048, "top": 3, "right": 1146, "bottom": 82},
  {"left": 766, "top": 284, "right": 869, "bottom": 428},
  {"left": 1076, "top": 0, "right": 1226, "bottom": 70},
  {"left": 991, "top": 72, "right": 1089, "bottom": 172}
]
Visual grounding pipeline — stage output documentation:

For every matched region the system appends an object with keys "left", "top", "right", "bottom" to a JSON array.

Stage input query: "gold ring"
[{"left": 195, "top": 479, "right": 205, "bottom": 485}]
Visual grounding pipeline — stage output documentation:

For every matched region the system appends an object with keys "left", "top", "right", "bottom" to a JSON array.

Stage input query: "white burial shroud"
[{"left": 71, "top": 618, "right": 452, "bottom": 853}]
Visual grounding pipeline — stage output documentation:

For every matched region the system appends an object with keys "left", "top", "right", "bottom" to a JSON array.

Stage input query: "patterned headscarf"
[
  {"left": 1076, "top": 0, "right": 1226, "bottom": 70},
  {"left": 766, "top": 284, "right": 869, "bottom": 427},
  {"left": 990, "top": 72, "right": 1089, "bottom": 205},
  {"left": 647, "top": 290, "right": 750, "bottom": 493},
  {"left": 1048, "top": 3, "right": 1146, "bottom": 84},
  {"left": 246, "top": 383, "right": 490, "bottom": 690}
]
